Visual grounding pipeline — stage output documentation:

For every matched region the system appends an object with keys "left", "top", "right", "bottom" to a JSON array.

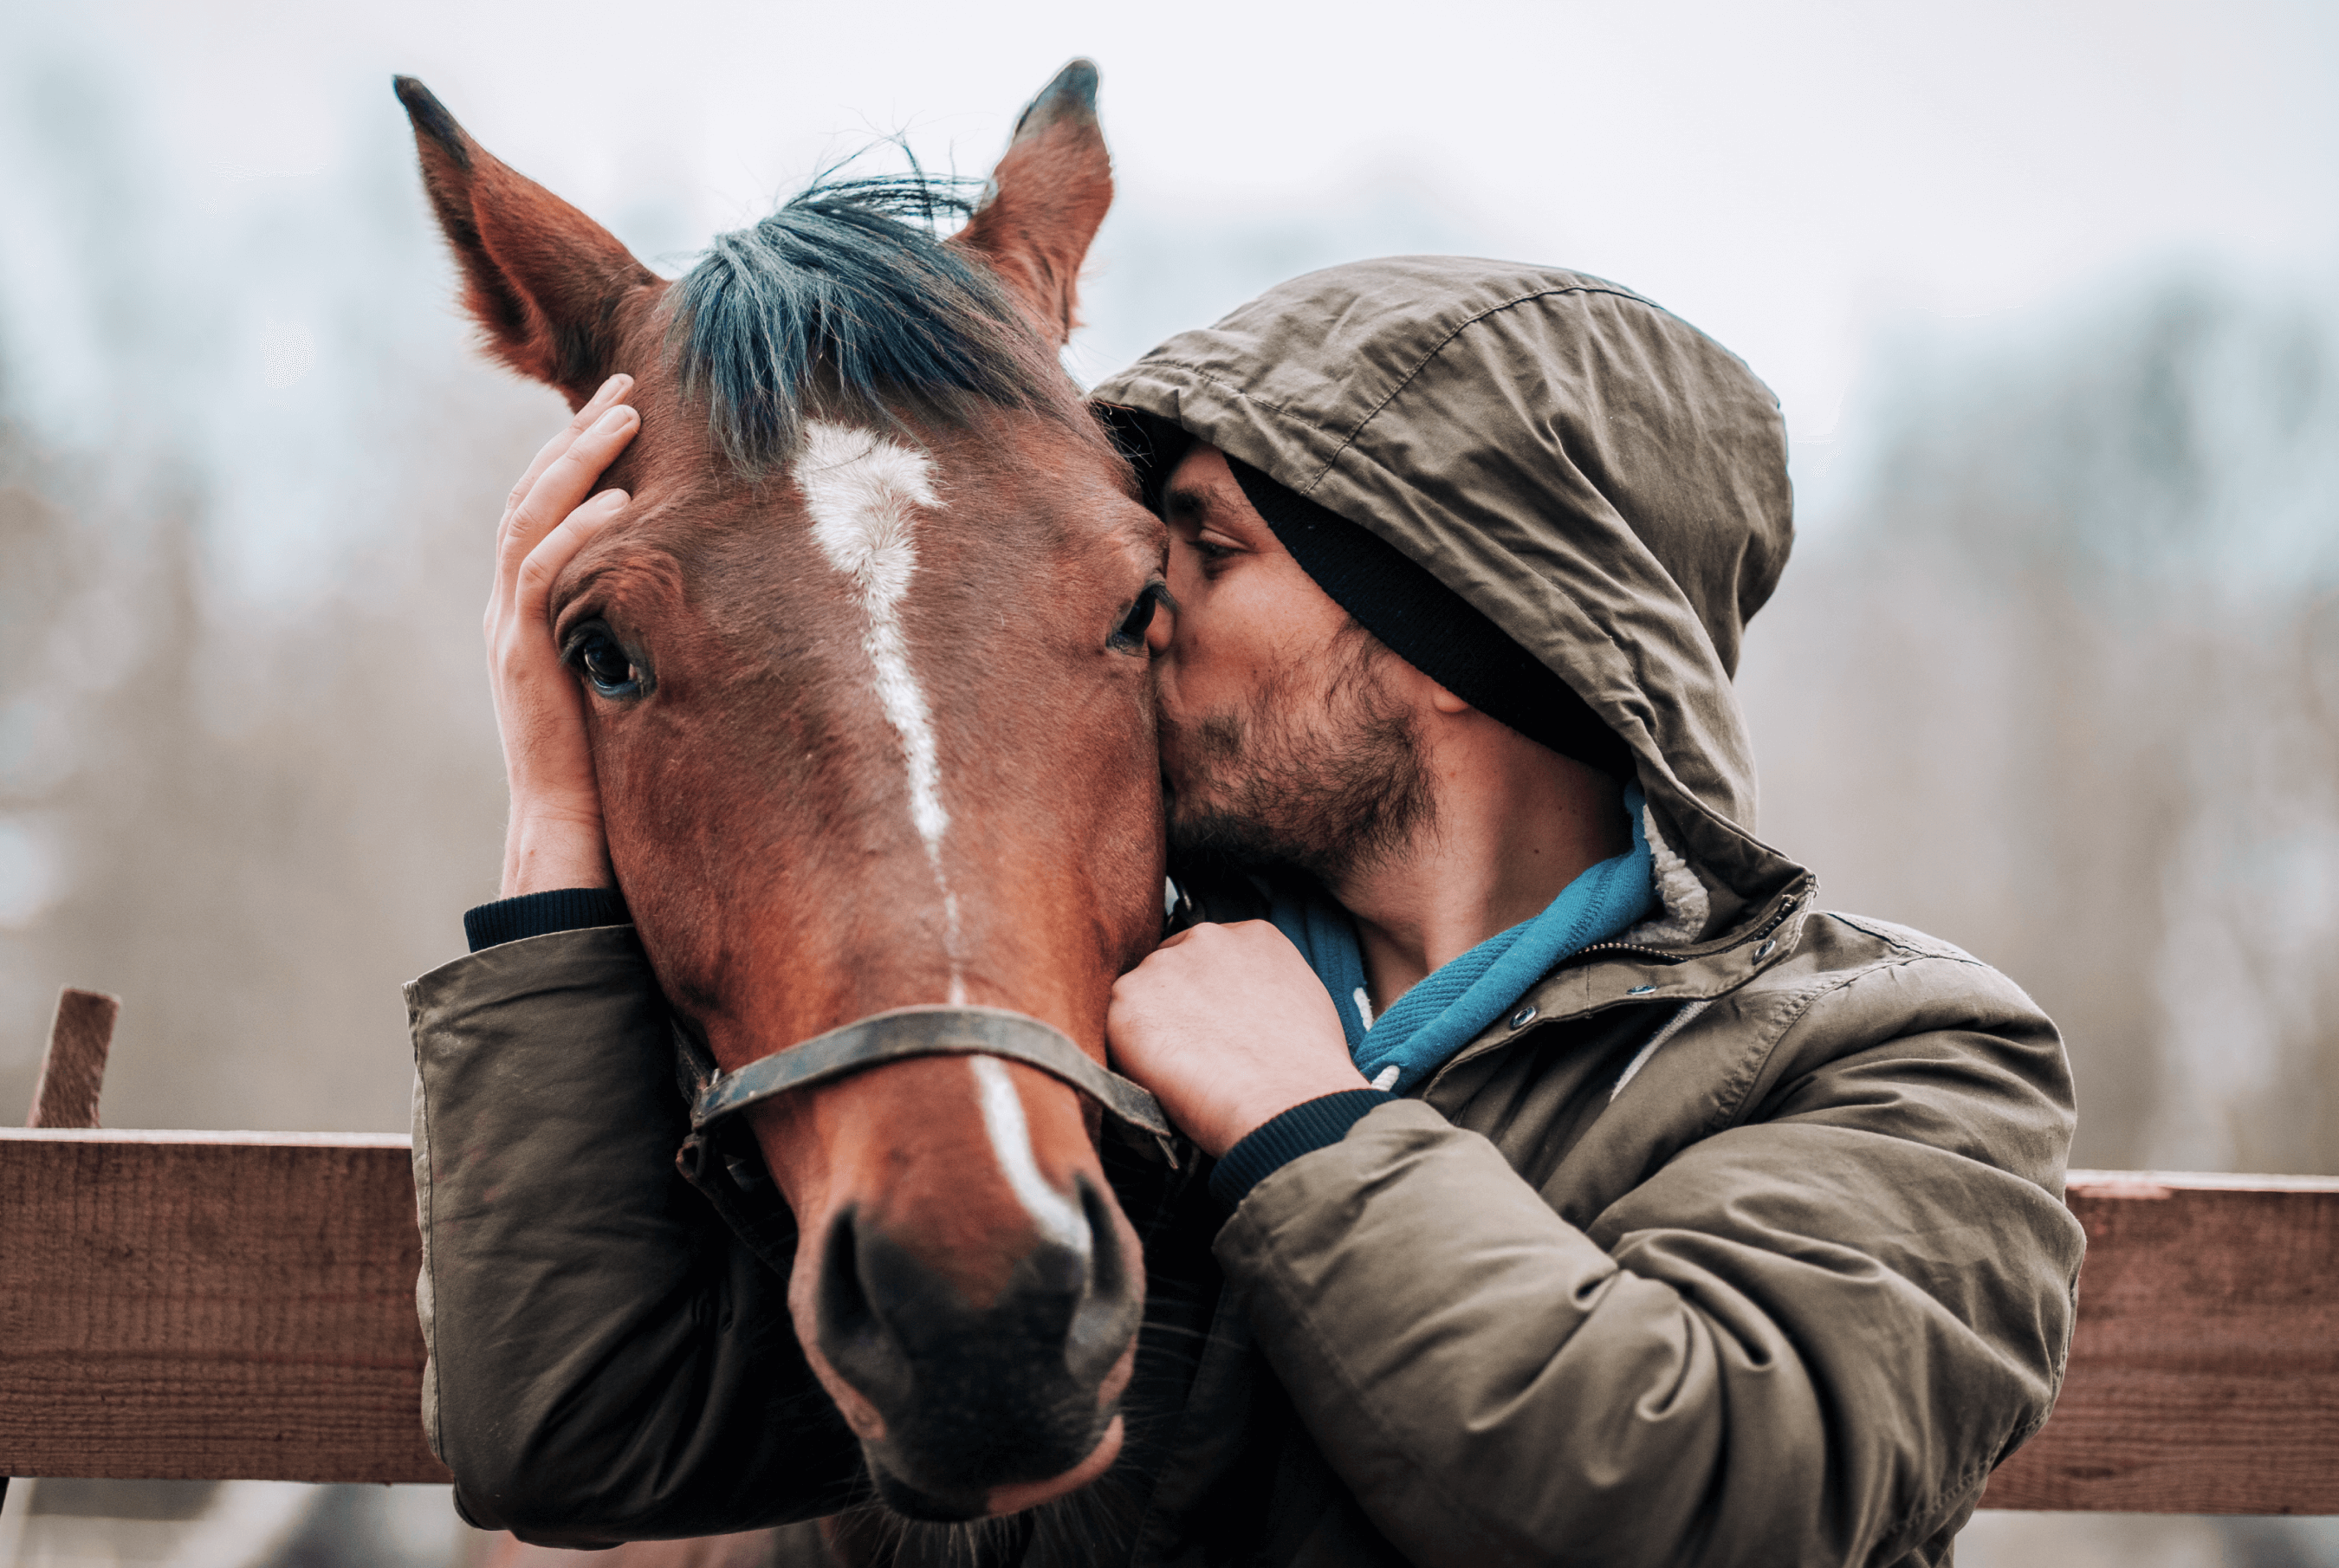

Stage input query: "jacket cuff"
[
  {"left": 463, "top": 887, "right": 632, "bottom": 952},
  {"left": 1209, "top": 1089, "right": 1394, "bottom": 1209}
]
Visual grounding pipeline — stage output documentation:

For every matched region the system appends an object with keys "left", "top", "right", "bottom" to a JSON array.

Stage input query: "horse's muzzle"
[{"left": 815, "top": 1179, "right": 1142, "bottom": 1519}]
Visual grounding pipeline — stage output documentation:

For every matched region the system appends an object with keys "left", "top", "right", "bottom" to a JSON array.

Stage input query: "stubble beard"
[{"left": 1163, "top": 625, "right": 1437, "bottom": 887}]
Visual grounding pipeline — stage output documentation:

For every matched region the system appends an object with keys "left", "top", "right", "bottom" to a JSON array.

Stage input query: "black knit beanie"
[{"left": 1223, "top": 456, "right": 1631, "bottom": 780}]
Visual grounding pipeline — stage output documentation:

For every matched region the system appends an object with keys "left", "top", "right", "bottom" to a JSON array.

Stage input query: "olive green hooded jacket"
[{"left": 405, "top": 256, "right": 2084, "bottom": 1566}]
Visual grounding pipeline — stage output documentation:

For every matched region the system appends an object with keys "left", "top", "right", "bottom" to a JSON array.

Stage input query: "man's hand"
[
  {"left": 489, "top": 375, "right": 640, "bottom": 897},
  {"left": 1107, "top": 921, "right": 1374, "bottom": 1157}
]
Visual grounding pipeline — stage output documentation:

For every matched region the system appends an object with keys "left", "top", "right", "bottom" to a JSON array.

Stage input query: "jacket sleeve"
[
  {"left": 1211, "top": 945, "right": 2085, "bottom": 1568},
  {"left": 406, "top": 925, "right": 863, "bottom": 1546}
]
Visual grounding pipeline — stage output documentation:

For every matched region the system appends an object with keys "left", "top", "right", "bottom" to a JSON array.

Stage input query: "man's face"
[{"left": 1146, "top": 444, "right": 1434, "bottom": 882}]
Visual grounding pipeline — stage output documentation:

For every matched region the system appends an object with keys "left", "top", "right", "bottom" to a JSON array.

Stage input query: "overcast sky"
[{"left": 4, "top": 0, "right": 2335, "bottom": 587}]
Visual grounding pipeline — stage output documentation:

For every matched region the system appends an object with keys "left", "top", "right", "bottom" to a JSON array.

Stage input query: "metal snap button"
[
  {"left": 1753, "top": 939, "right": 1777, "bottom": 960},
  {"left": 1508, "top": 1004, "right": 1539, "bottom": 1030}
]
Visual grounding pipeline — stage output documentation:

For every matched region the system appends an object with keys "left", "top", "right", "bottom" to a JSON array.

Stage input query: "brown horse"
[{"left": 397, "top": 64, "right": 1169, "bottom": 1525}]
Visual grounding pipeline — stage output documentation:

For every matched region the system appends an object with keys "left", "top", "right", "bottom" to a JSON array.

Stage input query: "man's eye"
[
  {"left": 1186, "top": 528, "right": 1243, "bottom": 566},
  {"left": 572, "top": 629, "right": 645, "bottom": 697}
]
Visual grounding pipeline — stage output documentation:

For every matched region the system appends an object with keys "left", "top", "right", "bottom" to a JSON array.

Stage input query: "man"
[{"left": 410, "top": 256, "right": 2083, "bottom": 1566}]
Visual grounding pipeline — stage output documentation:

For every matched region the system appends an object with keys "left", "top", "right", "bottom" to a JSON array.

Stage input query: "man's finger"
[
  {"left": 502, "top": 376, "right": 632, "bottom": 526},
  {"left": 502, "top": 405, "right": 640, "bottom": 580},
  {"left": 514, "top": 489, "right": 631, "bottom": 622}
]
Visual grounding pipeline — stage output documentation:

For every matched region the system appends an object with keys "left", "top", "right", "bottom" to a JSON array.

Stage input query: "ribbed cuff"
[
  {"left": 463, "top": 886, "right": 632, "bottom": 952},
  {"left": 1208, "top": 1089, "right": 1394, "bottom": 1209}
]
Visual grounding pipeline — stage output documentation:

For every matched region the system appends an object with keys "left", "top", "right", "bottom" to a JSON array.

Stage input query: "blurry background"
[{"left": 1, "top": 0, "right": 2333, "bottom": 1562}]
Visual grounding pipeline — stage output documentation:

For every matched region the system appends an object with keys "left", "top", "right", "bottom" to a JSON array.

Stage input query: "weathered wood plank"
[
  {"left": 0, "top": 1128, "right": 448, "bottom": 1483},
  {"left": 1982, "top": 1170, "right": 2339, "bottom": 1514},
  {"left": 5, "top": 1138, "right": 2334, "bottom": 1511}
]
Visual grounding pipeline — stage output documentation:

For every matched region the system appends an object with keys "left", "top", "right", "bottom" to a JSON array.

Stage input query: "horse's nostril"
[
  {"left": 1082, "top": 1176, "right": 1126, "bottom": 1303},
  {"left": 817, "top": 1207, "right": 912, "bottom": 1416},
  {"left": 1024, "top": 1234, "right": 1087, "bottom": 1298},
  {"left": 816, "top": 1191, "right": 1142, "bottom": 1504},
  {"left": 818, "top": 1207, "right": 870, "bottom": 1337},
  {"left": 1065, "top": 1176, "right": 1139, "bottom": 1386}
]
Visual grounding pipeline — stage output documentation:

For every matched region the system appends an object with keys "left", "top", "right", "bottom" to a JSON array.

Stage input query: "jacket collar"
[{"left": 1420, "top": 874, "right": 1817, "bottom": 1096}]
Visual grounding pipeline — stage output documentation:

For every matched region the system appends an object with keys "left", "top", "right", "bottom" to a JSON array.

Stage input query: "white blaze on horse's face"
[
  {"left": 799, "top": 421, "right": 1086, "bottom": 1253},
  {"left": 971, "top": 1056, "right": 1093, "bottom": 1253},
  {"left": 798, "top": 420, "right": 968, "bottom": 1004}
]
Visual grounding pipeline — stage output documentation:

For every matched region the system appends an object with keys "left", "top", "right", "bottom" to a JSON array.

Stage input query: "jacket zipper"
[
  {"left": 1566, "top": 891, "right": 1804, "bottom": 969},
  {"left": 1424, "top": 892, "right": 1809, "bottom": 1096}
]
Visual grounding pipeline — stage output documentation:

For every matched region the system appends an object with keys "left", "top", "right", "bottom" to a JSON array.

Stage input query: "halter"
[{"left": 683, "top": 1005, "right": 1179, "bottom": 1161}]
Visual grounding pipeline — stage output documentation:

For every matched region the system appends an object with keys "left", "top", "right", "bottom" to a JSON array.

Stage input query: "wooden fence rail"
[
  {"left": 1983, "top": 1170, "right": 2338, "bottom": 1513},
  {"left": 2, "top": 1129, "right": 2335, "bottom": 1513},
  {"left": 1, "top": 1129, "right": 443, "bottom": 1486}
]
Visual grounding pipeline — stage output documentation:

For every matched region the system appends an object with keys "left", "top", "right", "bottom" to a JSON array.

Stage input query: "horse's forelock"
[{"left": 669, "top": 178, "right": 1068, "bottom": 476}]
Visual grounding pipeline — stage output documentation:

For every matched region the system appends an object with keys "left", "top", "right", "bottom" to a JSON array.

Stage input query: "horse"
[{"left": 396, "top": 62, "right": 1171, "bottom": 1531}]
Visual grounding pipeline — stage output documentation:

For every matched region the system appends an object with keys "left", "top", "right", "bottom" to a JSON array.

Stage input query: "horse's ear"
[
  {"left": 951, "top": 60, "right": 1112, "bottom": 347},
  {"left": 394, "top": 77, "right": 662, "bottom": 407}
]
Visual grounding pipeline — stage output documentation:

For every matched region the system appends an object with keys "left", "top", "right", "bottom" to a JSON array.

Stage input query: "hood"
[{"left": 1092, "top": 256, "right": 1805, "bottom": 943}]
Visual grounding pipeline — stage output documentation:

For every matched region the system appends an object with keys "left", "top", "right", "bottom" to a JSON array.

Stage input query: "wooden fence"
[{"left": 3, "top": 990, "right": 2335, "bottom": 1514}]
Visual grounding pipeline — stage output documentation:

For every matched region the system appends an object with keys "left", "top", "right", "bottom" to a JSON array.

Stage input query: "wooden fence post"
[
  {"left": 8, "top": 987, "right": 125, "bottom": 1513},
  {"left": 26, "top": 988, "right": 120, "bottom": 1131}
]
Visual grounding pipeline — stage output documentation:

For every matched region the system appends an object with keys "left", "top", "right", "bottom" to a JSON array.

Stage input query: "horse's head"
[{"left": 398, "top": 65, "right": 1169, "bottom": 1519}]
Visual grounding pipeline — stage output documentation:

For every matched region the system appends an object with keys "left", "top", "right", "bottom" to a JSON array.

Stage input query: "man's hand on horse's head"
[
  {"left": 489, "top": 375, "right": 638, "bottom": 897},
  {"left": 1106, "top": 920, "right": 1371, "bottom": 1158}
]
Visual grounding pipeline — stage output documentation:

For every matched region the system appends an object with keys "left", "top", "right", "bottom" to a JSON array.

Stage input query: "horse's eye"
[
  {"left": 571, "top": 627, "right": 645, "bottom": 698},
  {"left": 1110, "top": 582, "right": 1168, "bottom": 655}
]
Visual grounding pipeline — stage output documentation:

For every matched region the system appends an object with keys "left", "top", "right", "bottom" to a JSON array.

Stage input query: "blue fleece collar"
[{"left": 1268, "top": 782, "right": 1657, "bottom": 1093}]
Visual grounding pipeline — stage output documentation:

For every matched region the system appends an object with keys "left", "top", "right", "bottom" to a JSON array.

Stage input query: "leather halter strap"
[{"left": 689, "top": 1005, "right": 1176, "bottom": 1149}]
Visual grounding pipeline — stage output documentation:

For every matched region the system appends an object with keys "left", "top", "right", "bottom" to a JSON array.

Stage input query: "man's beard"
[{"left": 1163, "top": 625, "right": 1436, "bottom": 885}]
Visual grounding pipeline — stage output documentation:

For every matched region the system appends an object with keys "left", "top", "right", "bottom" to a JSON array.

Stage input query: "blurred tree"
[{"left": 1744, "top": 275, "right": 2339, "bottom": 1174}]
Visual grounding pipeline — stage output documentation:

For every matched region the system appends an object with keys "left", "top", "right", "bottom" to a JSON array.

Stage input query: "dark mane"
[{"left": 669, "top": 174, "right": 1058, "bottom": 474}]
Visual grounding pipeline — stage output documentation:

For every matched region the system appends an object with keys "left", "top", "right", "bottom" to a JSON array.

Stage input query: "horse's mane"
[{"left": 670, "top": 173, "right": 1060, "bottom": 475}]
